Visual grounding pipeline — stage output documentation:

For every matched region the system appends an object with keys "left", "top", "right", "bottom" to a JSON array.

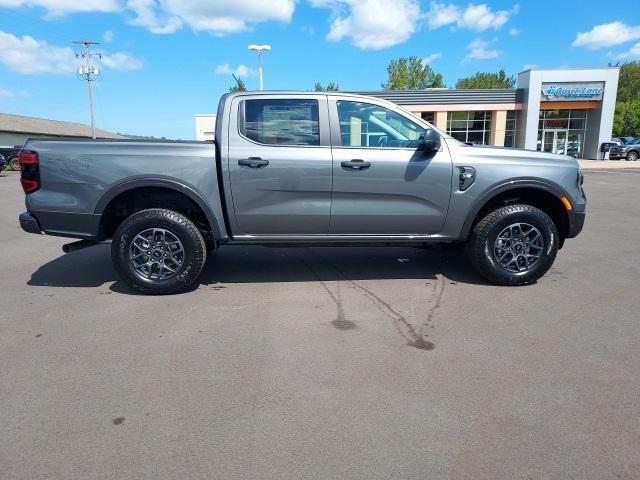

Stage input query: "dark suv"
[{"left": 610, "top": 138, "right": 640, "bottom": 161}]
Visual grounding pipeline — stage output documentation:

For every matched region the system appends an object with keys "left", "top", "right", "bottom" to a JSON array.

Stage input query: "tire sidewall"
[
  {"left": 112, "top": 210, "right": 205, "bottom": 294},
  {"left": 476, "top": 207, "right": 558, "bottom": 285},
  {"left": 9, "top": 157, "right": 20, "bottom": 171}
]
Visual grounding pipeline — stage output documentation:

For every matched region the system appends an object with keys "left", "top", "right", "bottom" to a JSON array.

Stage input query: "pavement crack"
[
  {"left": 310, "top": 251, "right": 436, "bottom": 350},
  {"left": 301, "top": 258, "right": 356, "bottom": 330}
]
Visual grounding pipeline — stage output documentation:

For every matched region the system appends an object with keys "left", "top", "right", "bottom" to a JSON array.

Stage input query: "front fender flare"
[{"left": 459, "top": 179, "right": 569, "bottom": 240}]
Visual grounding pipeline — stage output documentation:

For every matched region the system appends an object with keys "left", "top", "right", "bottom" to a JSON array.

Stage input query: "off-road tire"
[
  {"left": 469, "top": 204, "right": 559, "bottom": 286},
  {"left": 9, "top": 156, "right": 20, "bottom": 171},
  {"left": 112, "top": 208, "right": 207, "bottom": 295}
]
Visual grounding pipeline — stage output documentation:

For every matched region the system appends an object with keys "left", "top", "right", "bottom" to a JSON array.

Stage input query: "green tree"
[
  {"left": 314, "top": 82, "right": 339, "bottom": 91},
  {"left": 612, "top": 61, "right": 640, "bottom": 136},
  {"left": 382, "top": 56, "right": 445, "bottom": 90},
  {"left": 229, "top": 77, "right": 247, "bottom": 92},
  {"left": 455, "top": 69, "right": 515, "bottom": 89},
  {"left": 616, "top": 61, "right": 640, "bottom": 102},
  {"left": 613, "top": 101, "right": 640, "bottom": 137}
]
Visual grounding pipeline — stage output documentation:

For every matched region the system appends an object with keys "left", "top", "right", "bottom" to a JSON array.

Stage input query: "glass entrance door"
[{"left": 542, "top": 130, "right": 568, "bottom": 155}]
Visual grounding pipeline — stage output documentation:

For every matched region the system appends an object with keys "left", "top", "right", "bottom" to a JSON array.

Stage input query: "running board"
[{"left": 62, "top": 239, "right": 99, "bottom": 253}]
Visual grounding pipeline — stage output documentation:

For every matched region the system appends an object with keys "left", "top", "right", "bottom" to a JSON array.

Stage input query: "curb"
[{"left": 579, "top": 160, "right": 640, "bottom": 170}]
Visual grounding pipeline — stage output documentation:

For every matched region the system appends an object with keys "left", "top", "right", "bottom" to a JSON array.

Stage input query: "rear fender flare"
[{"left": 94, "top": 177, "right": 222, "bottom": 240}]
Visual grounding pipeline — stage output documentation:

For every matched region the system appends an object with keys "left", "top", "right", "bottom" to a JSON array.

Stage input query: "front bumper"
[
  {"left": 19, "top": 211, "right": 42, "bottom": 235},
  {"left": 567, "top": 210, "right": 586, "bottom": 238}
]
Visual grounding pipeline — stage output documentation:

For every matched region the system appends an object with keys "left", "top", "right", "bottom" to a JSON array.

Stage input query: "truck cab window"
[
  {"left": 336, "top": 101, "right": 424, "bottom": 148},
  {"left": 240, "top": 99, "right": 320, "bottom": 146}
]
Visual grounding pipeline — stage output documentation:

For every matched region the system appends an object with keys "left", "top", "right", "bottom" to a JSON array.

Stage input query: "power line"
[{"left": 74, "top": 40, "right": 101, "bottom": 139}]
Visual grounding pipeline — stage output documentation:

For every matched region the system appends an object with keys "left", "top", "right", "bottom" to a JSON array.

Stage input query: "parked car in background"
[
  {"left": 610, "top": 138, "right": 640, "bottom": 161},
  {"left": 0, "top": 145, "right": 23, "bottom": 171},
  {"left": 0, "top": 153, "right": 6, "bottom": 170}
]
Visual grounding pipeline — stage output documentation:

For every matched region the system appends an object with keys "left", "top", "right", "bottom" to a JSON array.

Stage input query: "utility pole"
[{"left": 73, "top": 40, "right": 101, "bottom": 139}]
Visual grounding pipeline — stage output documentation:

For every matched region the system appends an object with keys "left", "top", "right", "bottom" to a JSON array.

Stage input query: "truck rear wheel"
[
  {"left": 111, "top": 208, "right": 207, "bottom": 295},
  {"left": 468, "top": 204, "right": 558, "bottom": 286}
]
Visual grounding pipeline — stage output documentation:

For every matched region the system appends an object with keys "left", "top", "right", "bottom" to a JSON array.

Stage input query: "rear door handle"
[
  {"left": 238, "top": 157, "right": 269, "bottom": 168},
  {"left": 341, "top": 159, "right": 371, "bottom": 170}
]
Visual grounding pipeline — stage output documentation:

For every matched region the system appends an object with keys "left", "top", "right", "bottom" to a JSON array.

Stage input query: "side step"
[{"left": 62, "top": 239, "right": 99, "bottom": 253}]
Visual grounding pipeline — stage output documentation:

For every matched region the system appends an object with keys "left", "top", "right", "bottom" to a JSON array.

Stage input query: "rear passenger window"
[{"left": 240, "top": 99, "right": 320, "bottom": 146}]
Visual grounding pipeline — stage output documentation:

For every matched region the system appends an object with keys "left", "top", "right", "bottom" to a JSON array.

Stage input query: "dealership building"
[{"left": 195, "top": 67, "right": 619, "bottom": 159}]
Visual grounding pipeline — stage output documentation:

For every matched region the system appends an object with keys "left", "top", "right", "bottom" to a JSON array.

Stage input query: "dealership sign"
[{"left": 541, "top": 82, "right": 604, "bottom": 101}]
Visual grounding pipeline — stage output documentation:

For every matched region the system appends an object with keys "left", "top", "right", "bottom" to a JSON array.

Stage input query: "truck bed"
[{"left": 22, "top": 138, "right": 227, "bottom": 240}]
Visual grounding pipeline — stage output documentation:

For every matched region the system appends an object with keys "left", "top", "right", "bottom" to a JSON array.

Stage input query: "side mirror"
[{"left": 422, "top": 129, "right": 441, "bottom": 153}]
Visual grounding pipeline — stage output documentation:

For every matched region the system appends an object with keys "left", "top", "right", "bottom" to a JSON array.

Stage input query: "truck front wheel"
[
  {"left": 111, "top": 208, "right": 207, "bottom": 295},
  {"left": 468, "top": 204, "right": 559, "bottom": 286}
]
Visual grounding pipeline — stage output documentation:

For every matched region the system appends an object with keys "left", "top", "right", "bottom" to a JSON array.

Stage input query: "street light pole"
[{"left": 248, "top": 44, "right": 271, "bottom": 91}]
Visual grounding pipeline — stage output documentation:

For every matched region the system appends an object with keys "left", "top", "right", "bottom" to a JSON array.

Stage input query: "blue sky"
[{"left": 1, "top": 0, "right": 639, "bottom": 140}]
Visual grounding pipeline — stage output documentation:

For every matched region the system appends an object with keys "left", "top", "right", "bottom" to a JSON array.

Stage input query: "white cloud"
[
  {"left": 572, "top": 22, "right": 640, "bottom": 49},
  {"left": 426, "top": 1, "right": 459, "bottom": 29},
  {"left": 0, "top": 88, "right": 29, "bottom": 98},
  {"left": 509, "top": 27, "right": 520, "bottom": 36},
  {"left": 522, "top": 63, "right": 538, "bottom": 70},
  {"left": 423, "top": 52, "right": 442, "bottom": 64},
  {"left": 0, "top": 31, "right": 76, "bottom": 74},
  {"left": 125, "top": 0, "right": 182, "bottom": 34},
  {"left": 464, "top": 38, "right": 500, "bottom": 61},
  {"left": 125, "top": 0, "right": 295, "bottom": 36},
  {"left": 458, "top": 3, "right": 515, "bottom": 31},
  {"left": 1, "top": 1, "right": 297, "bottom": 37},
  {"left": 215, "top": 64, "right": 255, "bottom": 78},
  {"left": 300, "top": 25, "right": 316, "bottom": 36},
  {"left": 103, "top": 30, "right": 114, "bottom": 43},
  {"left": 0, "top": 31, "right": 142, "bottom": 74},
  {"left": 0, "top": 0, "right": 118, "bottom": 16},
  {"left": 427, "top": 2, "right": 518, "bottom": 32},
  {"left": 311, "top": 0, "right": 421, "bottom": 50},
  {"left": 614, "top": 42, "right": 640, "bottom": 60},
  {"left": 100, "top": 52, "right": 143, "bottom": 70}
]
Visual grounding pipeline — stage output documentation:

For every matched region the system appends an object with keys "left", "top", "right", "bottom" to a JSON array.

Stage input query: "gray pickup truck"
[{"left": 18, "top": 91, "right": 585, "bottom": 294}]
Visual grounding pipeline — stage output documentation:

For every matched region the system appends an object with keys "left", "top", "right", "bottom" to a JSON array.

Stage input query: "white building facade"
[{"left": 194, "top": 114, "right": 216, "bottom": 142}]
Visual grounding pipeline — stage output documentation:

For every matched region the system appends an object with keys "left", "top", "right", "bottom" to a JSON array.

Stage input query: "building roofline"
[
  {"left": 0, "top": 112, "right": 122, "bottom": 138},
  {"left": 518, "top": 66, "right": 620, "bottom": 74}
]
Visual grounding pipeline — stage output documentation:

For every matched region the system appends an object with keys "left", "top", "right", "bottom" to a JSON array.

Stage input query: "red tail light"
[
  {"left": 19, "top": 150, "right": 40, "bottom": 194},
  {"left": 18, "top": 151, "right": 38, "bottom": 166}
]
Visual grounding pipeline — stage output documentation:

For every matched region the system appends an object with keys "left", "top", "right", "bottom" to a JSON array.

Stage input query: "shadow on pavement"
[{"left": 28, "top": 244, "right": 488, "bottom": 294}]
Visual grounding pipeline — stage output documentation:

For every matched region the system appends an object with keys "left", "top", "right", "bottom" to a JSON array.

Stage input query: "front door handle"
[
  {"left": 238, "top": 157, "right": 269, "bottom": 168},
  {"left": 341, "top": 159, "right": 371, "bottom": 171}
]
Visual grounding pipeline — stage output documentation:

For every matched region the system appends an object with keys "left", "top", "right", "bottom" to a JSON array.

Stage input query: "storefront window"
[
  {"left": 537, "top": 109, "right": 590, "bottom": 158},
  {"left": 504, "top": 110, "right": 517, "bottom": 148},
  {"left": 446, "top": 110, "right": 491, "bottom": 145},
  {"left": 421, "top": 112, "right": 435, "bottom": 124}
]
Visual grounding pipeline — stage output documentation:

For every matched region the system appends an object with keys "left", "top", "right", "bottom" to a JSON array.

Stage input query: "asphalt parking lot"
[{"left": 1, "top": 169, "right": 639, "bottom": 480}]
